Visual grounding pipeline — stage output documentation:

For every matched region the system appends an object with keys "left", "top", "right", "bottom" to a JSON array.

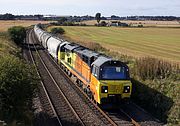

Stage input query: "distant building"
[{"left": 108, "top": 21, "right": 128, "bottom": 27}]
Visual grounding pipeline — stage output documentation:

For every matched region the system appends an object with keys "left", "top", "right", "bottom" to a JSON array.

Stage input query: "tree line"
[{"left": 0, "top": 13, "right": 180, "bottom": 21}]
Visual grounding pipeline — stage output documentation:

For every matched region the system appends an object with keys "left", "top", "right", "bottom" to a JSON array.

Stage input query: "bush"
[
  {"left": 8, "top": 26, "right": 26, "bottom": 45},
  {"left": 134, "top": 57, "right": 179, "bottom": 80},
  {"left": 138, "top": 24, "right": 143, "bottom": 27},
  {"left": 62, "top": 21, "right": 75, "bottom": 26},
  {"left": 51, "top": 27, "right": 65, "bottom": 34},
  {"left": 94, "top": 21, "right": 107, "bottom": 27},
  {"left": 80, "top": 23, "right": 87, "bottom": 26},
  {"left": 131, "top": 57, "right": 180, "bottom": 125},
  {"left": 131, "top": 79, "right": 176, "bottom": 123},
  {"left": 0, "top": 55, "right": 38, "bottom": 124},
  {"left": 100, "top": 21, "right": 107, "bottom": 26}
]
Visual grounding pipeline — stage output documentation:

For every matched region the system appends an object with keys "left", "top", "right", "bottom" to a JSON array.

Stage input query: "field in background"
[
  {"left": 49, "top": 26, "right": 180, "bottom": 63},
  {"left": 83, "top": 20, "right": 180, "bottom": 27},
  {"left": 0, "top": 20, "right": 50, "bottom": 32},
  {"left": 0, "top": 20, "right": 51, "bottom": 55}
]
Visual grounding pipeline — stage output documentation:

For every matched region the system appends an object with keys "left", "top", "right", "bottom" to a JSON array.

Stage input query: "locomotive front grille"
[{"left": 109, "top": 85, "right": 122, "bottom": 93}]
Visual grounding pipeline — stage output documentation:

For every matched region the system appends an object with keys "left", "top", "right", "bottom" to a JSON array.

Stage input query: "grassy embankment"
[
  {"left": 0, "top": 32, "right": 20, "bottom": 56},
  {"left": 0, "top": 20, "right": 45, "bottom": 125},
  {"left": 48, "top": 26, "right": 180, "bottom": 125}
]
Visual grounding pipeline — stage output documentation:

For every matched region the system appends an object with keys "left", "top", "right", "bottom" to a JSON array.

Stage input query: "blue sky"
[{"left": 1, "top": 0, "right": 180, "bottom": 16}]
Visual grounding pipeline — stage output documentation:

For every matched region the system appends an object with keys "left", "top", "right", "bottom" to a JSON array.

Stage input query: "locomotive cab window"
[
  {"left": 90, "top": 56, "right": 95, "bottom": 64},
  {"left": 100, "top": 66, "right": 129, "bottom": 80},
  {"left": 92, "top": 65, "right": 95, "bottom": 75},
  {"left": 65, "top": 49, "right": 70, "bottom": 57},
  {"left": 82, "top": 55, "right": 89, "bottom": 64},
  {"left": 92, "top": 65, "right": 99, "bottom": 78},
  {"left": 60, "top": 46, "right": 65, "bottom": 52},
  {"left": 68, "top": 58, "right": 71, "bottom": 64}
]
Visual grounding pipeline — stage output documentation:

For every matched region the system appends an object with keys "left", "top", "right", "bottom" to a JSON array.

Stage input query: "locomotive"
[{"left": 34, "top": 25, "right": 132, "bottom": 104}]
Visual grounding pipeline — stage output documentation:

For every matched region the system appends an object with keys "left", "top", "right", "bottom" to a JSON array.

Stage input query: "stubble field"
[
  {"left": 0, "top": 20, "right": 50, "bottom": 32},
  {"left": 49, "top": 26, "right": 180, "bottom": 63},
  {"left": 83, "top": 20, "right": 180, "bottom": 27}
]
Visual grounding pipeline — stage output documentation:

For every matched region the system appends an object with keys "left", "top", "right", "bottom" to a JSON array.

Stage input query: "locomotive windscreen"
[{"left": 100, "top": 66, "right": 130, "bottom": 80}]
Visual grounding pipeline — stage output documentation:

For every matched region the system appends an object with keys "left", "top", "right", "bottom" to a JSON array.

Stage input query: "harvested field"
[
  {"left": 48, "top": 26, "right": 180, "bottom": 63},
  {"left": 0, "top": 20, "right": 51, "bottom": 32},
  {"left": 83, "top": 20, "right": 180, "bottom": 27}
]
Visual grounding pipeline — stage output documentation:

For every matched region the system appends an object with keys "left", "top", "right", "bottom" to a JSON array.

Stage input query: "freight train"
[{"left": 34, "top": 25, "right": 132, "bottom": 104}]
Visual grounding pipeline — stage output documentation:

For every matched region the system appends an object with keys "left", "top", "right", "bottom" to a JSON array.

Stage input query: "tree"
[
  {"left": 1, "top": 13, "right": 15, "bottom": 20},
  {"left": 0, "top": 55, "right": 38, "bottom": 124},
  {"left": 8, "top": 26, "right": 26, "bottom": 45},
  {"left": 51, "top": 27, "right": 65, "bottom": 34},
  {"left": 58, "top": 17, "right": 68, "bottom": 24},
  {"left": 95, "top": 13, "right": 101, "bottom": 25}
]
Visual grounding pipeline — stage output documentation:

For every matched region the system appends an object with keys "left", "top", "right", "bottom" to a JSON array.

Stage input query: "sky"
[{"left": 1, "top": 0, "right": 180, "bottom": 16}]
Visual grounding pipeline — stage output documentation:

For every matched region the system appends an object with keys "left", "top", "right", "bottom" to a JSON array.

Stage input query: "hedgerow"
[{"left": 0, "top": 55, "right": 39, "bottom": 125}]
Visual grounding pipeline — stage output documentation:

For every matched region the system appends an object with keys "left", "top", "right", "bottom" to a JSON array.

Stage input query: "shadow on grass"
[{"left": 131, "top": 79, "right": 174, "bottom": 123}]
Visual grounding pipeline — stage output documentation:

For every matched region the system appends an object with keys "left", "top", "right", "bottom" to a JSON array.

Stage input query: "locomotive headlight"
[
  {"left": 101, "top": 86, "right": 108, "bottom": 93},
  {"left": 123, "top": 86, "right": 130, "bottom": 93}
]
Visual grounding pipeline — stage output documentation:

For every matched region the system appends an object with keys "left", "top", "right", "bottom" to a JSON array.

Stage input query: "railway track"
[
  {"left": 27, "top": 30, "right": 85, "bottom": 126},
  {"left": 26, "top": 28, "right": 162, "bottom": 126},
  {"left": 25, "top": 30, "right": 62, "bottom": 126}
]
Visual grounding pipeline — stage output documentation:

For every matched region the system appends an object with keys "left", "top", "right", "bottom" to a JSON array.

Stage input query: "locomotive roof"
[
  {"left": 92, "top": 56, "right": 112, "bottom": 67},
  {"left": 64, "top": 43, "right": 80, "bottom": 51},
  {"left": 60, "top": 41, "right": 70, "bottom": 47},
  {"left": 77, "top": 49, "right": 99, "bottom": 58}
]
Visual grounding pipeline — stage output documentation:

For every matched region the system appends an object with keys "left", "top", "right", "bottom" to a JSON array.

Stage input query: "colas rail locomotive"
[{"left": 34, "top": 24, "right": 132, "bottom": 104}]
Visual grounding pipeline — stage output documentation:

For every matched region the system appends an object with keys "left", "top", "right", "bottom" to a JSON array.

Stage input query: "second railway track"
[{"left": 27, "top": 30, "right": 85, "bottom": 126}]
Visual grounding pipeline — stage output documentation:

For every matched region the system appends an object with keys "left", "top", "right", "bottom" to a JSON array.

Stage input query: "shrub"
[
  {"left": 0, "top": 55, "right": 38, "bottom": 124},
  {"left": 62, "top": 21, "right": 75, "bottom": 26},
  {"left": 134, "top": 57, "right": 179, "bottom": 80},
  {"left": 51, "top": 27, "right": 65, "bottom": 34},
  {"left": 138, "top": 24, "right": 143, "bottom": 27},
  {"left": 131, "top": 57, "right": 180, "bottom": 125},
  {"left": 8, "top": 26, "right": 26, "bottom": 45},
  {"left": 79, "top": 23, "right": 87, "bottom": 26},
  {"left": 100, "top": 21, "right": 107, "bottom": 26},
  {"left": 131, "top": 79, "right": 176, "bottom": 123}
]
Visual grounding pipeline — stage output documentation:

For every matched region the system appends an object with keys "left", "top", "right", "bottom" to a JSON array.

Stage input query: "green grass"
[
  {"left": 49, "top": 26, "right": 180, "bottom": 63},
  {"left": 0, "top": 32, "right": 19, "bottom": 56}
]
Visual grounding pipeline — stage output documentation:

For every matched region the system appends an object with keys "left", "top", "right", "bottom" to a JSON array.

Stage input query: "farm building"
[{"left": 108, "top": 21, "right": 128, "bottom": 27}]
